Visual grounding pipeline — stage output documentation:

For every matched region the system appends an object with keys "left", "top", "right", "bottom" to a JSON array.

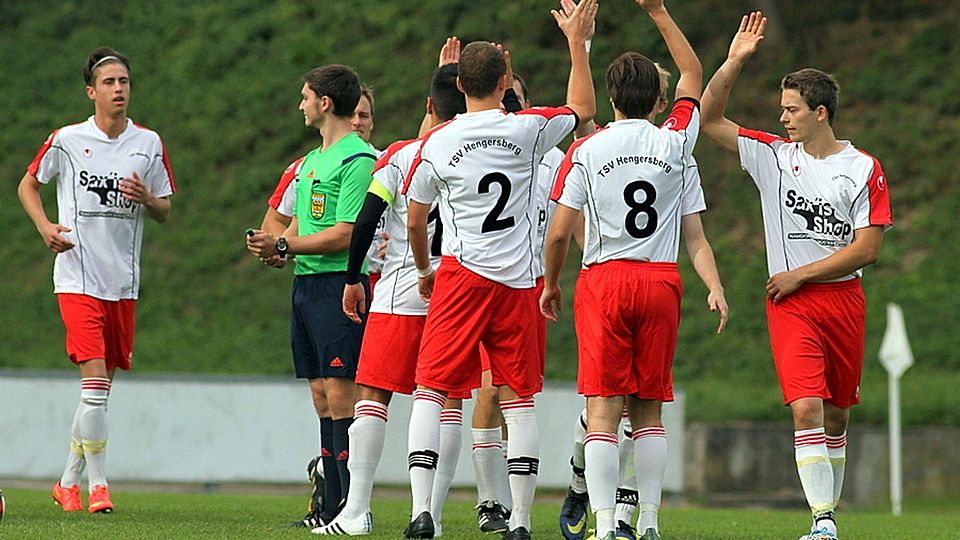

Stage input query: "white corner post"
[{"left": 877, "top": 302, "right": 914, "bottom": 517}]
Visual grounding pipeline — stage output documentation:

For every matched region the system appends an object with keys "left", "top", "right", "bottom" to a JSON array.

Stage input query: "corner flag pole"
[{"left": 877, "top": 303, "right": 914, "bottom": 517}]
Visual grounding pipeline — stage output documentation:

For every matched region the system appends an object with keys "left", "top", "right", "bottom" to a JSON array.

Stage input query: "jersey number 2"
[
  {"left": 478, "top": 173, "right": 515, "bottom": 233},
  {"left": 623, "top": 180, "right": 658, "bottom": 239}
]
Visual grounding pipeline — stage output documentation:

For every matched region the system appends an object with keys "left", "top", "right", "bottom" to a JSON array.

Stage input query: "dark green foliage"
[{"left": 2, "top": 1, "right": 956, "bottom": 423}]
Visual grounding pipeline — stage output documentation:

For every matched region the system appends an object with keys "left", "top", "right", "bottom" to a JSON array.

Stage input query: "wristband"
[
  {"left": 585, "top": 39, "right": 592, "bottom": 53},
  {"left": 416, "top": 266, "right": 435, "bottom": 279}
]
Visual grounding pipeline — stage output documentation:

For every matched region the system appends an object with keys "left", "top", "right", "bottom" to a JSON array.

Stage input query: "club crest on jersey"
[
  {"left": 793, "top": 165, "right": 802, "bottom": 176},
  {"left": 784, "top": 189, "right": 852, "bottom": 238},
  {"left": 311, "top": 191, "right": 326, "bottom": 219},
  {"left": 83, "top": 148, "right": 92, "bottom": 158},
  {"left": 877, "top": 175, "right": 887, "bottom": 191}
]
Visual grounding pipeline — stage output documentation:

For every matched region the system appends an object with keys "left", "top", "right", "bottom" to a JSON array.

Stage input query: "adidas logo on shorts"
[{"left": 329, "top": 357, "right": 344, "bottom": 367}]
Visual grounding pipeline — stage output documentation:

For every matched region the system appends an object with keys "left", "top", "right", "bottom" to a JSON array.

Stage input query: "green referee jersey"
[{"left": 294, "top": 132, "right": 376, "bottom": 276}]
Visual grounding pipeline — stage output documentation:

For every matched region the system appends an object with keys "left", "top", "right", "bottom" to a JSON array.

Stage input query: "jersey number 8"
[{"left": 623, "top": 180, "right": 658, "bottom": 239}]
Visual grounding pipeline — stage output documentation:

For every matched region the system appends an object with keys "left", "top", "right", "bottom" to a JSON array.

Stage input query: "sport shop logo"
[
  {"left": 784, "top": 189, "right": 852, "bottom": 237},
  {"left": 79, "top": 170, "right": 137, "bottom": 210}
]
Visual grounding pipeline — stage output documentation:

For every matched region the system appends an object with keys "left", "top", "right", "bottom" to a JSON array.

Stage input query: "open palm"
[{"left": 728, "top": 11, "right": 767, "bottom": 61}]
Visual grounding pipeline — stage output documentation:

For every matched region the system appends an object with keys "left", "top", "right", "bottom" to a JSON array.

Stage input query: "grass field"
[{"left": 0, "top": 485, "right": 956, "bottom": 539}]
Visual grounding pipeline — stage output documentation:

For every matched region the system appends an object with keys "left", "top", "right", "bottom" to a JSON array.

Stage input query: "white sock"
[
  {"left": 569, "top": 409, "right": 588, "bottom": 493},
  {"left": 584, "top": 432, "right": 619, "bottom": 537},
  {"left": 471, "top": 427, "right": 503, "bottom": 504},
  {"left": 60, "top": 404, "right": 86, "bottom": 487},
  {"left": 826, "top": 432, "right": 847, "bottom": 509},
  {"left": 341, "top": 400, "right": 388, "bottom": 518},
  {"left": 408, "top": 390, "right": 444, "bottom": 517},
  {"left": 79, "top": 377, "right": 111, "bottom": 490},
  {"left": 795, "top": 428, "right": 835, "bottom": 519},
  {"left": 615, "top": 418, "right": 637, "bottom": 525},
  {"left": 496, "top": 436, "right": 513, "bottom": 510},
  {"left": 502, "top": 398, "right": 538, "bottom": 531},
  {"left": 431, "top": 408, "right": 463, "bottom": 524},
  {"left": 633, "top": 426, "right": 667, "bottom": 533}
]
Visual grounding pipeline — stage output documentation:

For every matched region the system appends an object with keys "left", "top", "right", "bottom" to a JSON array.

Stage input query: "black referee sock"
[
  {"left": 319, "top": 417, "right": 341, "bottom": 518},
  {"left": 332, "top": 417, "right": 354, "bottom": 507}
]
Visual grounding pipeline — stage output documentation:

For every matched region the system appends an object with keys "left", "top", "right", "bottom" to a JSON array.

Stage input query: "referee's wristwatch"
[{"left": 276, "top": 237, "right": 289, "bottom": 259}]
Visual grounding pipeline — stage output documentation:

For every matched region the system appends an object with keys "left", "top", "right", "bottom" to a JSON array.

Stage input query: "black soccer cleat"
[
  {"left": 559, "top": 488, "right": 590, "bottom": 540},
  {"left": 503, "top": 526, "right": 532, "bottom": 540},
  {"left": 403, "top": 511, "right": 435, "bottom": 539},
  {"left": 476, "top": 500, "right": 510, "bottom": 534}
]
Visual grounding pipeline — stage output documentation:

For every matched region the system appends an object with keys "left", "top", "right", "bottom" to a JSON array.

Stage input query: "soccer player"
[
  {"left": 402, "top": 2, "right": 598, "bottom": 538},
  {"left": 558, "top": 62, "right": 704, "bottom": 540},
  {"left": 542, "top": 1, "right": 729, "bottom": 539},
  {"left": 469, "top": 71, "right": 566, "bottom": 535},
  {"left": 18, "top": 47, "right": 176, "bottom": 514},
  {"left": 312, "top": 38, "right": 470, "bottom": 537},
  {"left": 247, "top": 64, "right": 376, "bottom": 526},
  {"left": 699, "top": 12, "right": 892, "bottom": 540}
]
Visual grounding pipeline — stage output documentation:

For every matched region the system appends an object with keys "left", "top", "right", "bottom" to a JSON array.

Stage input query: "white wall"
[{"left": 0, "top": 371, "right": 683, "bottom": 491}]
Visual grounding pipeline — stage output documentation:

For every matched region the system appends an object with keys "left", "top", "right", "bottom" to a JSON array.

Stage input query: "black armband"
[
  {"left": 502, "top": 87, "right": 522, "bottom": 113},
  {"left": 345, "top": 193, "right": 389, "bottom": 285}
]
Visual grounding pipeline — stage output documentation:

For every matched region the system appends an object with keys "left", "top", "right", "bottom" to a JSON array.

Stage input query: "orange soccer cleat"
[
  {"left": 52, "top": 481, "right": 84, "bottom": 512},
  {"left": 87, "top": 484, "right": 114, "bottom": 514}
]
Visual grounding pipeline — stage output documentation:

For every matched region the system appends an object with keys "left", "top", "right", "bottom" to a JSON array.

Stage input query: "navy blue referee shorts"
[{"left": 290, "top": 272, "right": 369, "bottom": 380}]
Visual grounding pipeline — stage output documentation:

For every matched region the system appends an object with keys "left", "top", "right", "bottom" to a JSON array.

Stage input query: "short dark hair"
[
  {"left": 301, "top": 64, "right": 361, "bottom": 118},
  {"left": 431, "top": 64, "right": 466, "bottom": 121},
  {"left": 781, "top": 68, "right": 840, "bottom": 125},
  {"left": 606, "top": 52, "right": 661, "bottom": 119},
  {"left": 83, "top": 47, "right": 130, "bottom": 86},
  {"left": 359, "top": 84, "right": 375, "bottom": 116},
  {"left": 458, "top": 42, "right": 505, "bottom": 99},
  {"left": 512, "top": 72, "right": 530, "bottom": 105}
]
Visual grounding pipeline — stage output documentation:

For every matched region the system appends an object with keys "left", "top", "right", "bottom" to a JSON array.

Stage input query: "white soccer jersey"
[
  {"left": 404, "top": 107, "right": 578, "bottom": 288},
  {"left": 532, "top": 147, "right": 565, "bottom": 278},
  {"left": 552, "top": 99, "right": 702, "bottom": 266},
  {"left": 368, "top": 139, "right": 441, "bottom": 315},
  {"left": 27, "top": 117, "right": 176, "bottom": 301},
  {"left": 738, "top": 128, "right": 893, "bottom": 280}
]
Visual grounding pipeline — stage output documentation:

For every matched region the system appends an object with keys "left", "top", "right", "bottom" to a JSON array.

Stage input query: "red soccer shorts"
[
  {"left": 417, "top": 257, "right": 542, "bottom": 398},
  {"left": 57, "top": 293, "right": 137, "bottom": 371},
  {"left": 766, "top": 278, "right": 865, "bottom": 408},
  {"left": 574, "top": 261, "right": 682, "bottom": 400},
  {"left": 356, "top": 312, "right": 425, "bottom": 394}
]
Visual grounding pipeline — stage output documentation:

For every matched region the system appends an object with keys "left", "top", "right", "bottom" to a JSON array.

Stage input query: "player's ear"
[
  {"left": 455, "top": 77, "right": 465, "bottom": 94},
  {"left": 86, "top": 85, "right": 96, "bottom": 101},
  {"left": 816, "top": 104, "right": 829, "bottom": 123},
  {"left": 426, "top": 96, "right": 435, "bottom": 116}
]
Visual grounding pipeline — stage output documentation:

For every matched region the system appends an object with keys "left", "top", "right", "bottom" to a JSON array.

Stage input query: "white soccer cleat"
[
  {"left": 311, "top": 511, "right": 373, "bottom": 536},
  {"left": 798, "top": 527, "right": 838, "bottom": 540}
]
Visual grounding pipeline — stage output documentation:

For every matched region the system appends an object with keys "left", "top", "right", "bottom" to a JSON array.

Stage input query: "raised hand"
[
  {"left": 495, "top": 43, "right": 514, "bottom": 89},
  {"left": 552, "top": 0, "right": 598, "bottom": 44},
  {"left": 560, "top": 0, "right": 595, "bottom": 41},
  {"left": 728, "top": 11, "right": 767, "bottom": 62},
  {"left": 439, "top": 36, "right": 461, "bottom": 67}
]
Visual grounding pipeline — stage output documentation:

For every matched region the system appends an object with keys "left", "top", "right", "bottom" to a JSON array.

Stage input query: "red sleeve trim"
[
  {"left": 26, "top": 130, "right": 58, "bottom": 176},
  {"left": 737, "top": 127, "right": 787, "bottom": 145},
  {"left": 160, "top": 142, "right": 176, "bottom": 193},
  {"left": 515, "top": 105, "right": 576, "bottom": 120},
  {"left": 267, "top": 157, "right": 304, "bottom": 209},
  {"left": 660, "top": 97, "right": 699, "bottom": 131},
  {"left": 858, "top": 150, "right": 893, "bottom": 226},
  {"left": 550, "top": 127, "right": 607, "bottom": 202},
  {"left": 374, "top": 138, "right": 417, "bottom": 173},
  {"left": 401, "top": 120, "right": 453, "bottom": 195}
]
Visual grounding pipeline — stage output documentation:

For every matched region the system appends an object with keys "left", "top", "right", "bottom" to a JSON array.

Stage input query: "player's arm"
[
  {"left": 342, "top": 191, "right": 390, "bottom": 324},
  {"left": 17, "top": 172, "right": 75, "bottom": 253},
  {"left": 552, "top": 0, "right": 598, "bottom": 124},
  {"left": 701, "top": 11, "right": 767, "bottom": 153},
  {"left": 681, "top": 212, "right": 729, "bottom": 334},
  {"left": 766, "top": 226, "right": 884, "bottom": 303},
  {"left": 119, "top": 171, "right": 171, "bottom": 222},
  {"left": 540, "top": 203, "right": 579, "bottom": 322},
  {"left": 407, "top": 199, "right": 434, "bottom": 302},
  {"left": 638, "top": 0, "right": 701, "bottom": 101},
  {"left": 261, "top": 207, "right": 292, "bottom": 237}
]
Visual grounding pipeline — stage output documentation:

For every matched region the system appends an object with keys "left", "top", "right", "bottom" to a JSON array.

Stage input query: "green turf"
[{"left": 0, "top": 486, "right": 956, "bottom": 539}]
